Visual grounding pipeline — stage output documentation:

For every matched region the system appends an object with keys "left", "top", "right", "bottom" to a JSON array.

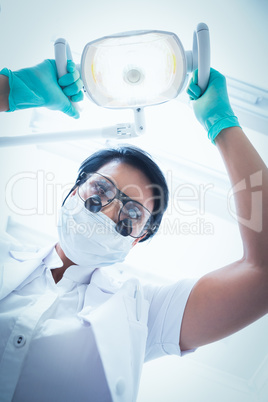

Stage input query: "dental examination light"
[
  {"left": 0, "top": 24, "right": 210, "bottom": 147},
  {"left": 75, "top": 23, "right": 210, "bottom": 134}
]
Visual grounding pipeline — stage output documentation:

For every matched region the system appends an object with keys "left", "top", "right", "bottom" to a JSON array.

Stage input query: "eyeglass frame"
[{"left": 76, "top": 171, "right": 154, "bottom": 239}]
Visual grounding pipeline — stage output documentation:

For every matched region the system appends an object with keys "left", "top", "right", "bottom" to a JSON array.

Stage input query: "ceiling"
[
  {"left": 0, "top": 1, "right": 268, "bottom": 401},
  {"left": 1, "top": 0, "right": 268, "bottom": 89}
]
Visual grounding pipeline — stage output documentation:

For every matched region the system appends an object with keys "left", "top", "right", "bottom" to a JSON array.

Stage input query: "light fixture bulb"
[
  {"left": 124, "top": 68, "right": 143, "bottom": 85},
  {"left": 81, "top": 30, "right": 187, "bottom": 108}
]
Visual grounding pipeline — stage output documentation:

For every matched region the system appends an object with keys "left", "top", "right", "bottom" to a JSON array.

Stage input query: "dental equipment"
[{"left": 0, "top": 23, "right": 210, "bottom": 147}]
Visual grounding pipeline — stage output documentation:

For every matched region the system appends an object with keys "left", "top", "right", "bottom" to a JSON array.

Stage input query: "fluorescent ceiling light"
[{"left": 226, "top": 76, "right": 268, "bottom": 136}]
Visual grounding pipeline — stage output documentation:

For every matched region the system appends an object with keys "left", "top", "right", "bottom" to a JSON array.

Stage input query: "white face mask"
[{"left": 57, "top": 193, "right": 134, "bottom": 267}]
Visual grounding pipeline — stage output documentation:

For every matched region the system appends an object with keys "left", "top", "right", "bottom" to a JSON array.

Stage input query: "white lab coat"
[
  {"left": 0, "top": 234, "right": 150, "bottom": 401},
  {"left": 0, "top": 233, "right": 196, "bottom": 401}
]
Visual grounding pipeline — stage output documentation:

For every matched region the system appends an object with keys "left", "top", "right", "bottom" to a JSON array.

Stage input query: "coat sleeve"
[{"left": 143, "top": 278, "right": 198, "bottom": 361}]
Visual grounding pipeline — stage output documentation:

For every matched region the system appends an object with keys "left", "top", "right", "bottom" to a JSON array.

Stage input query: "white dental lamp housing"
[
  {"left": 54, "top": 23, "right": 210, "bottom": 138},
  {"left": 80, "top": 24, "right": 210, "bottom": 108}
]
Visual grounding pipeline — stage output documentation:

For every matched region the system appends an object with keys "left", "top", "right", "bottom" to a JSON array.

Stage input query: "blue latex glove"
[
  {"left": 187, "top": 68, "right": 241, "bottom": 144},
  {"left": 0, "top": 59, "right": 83, "bottom": 118}
]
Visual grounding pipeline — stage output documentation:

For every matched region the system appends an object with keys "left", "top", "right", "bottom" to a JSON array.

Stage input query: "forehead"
[{"left": 97, "top": 160, "right": 154, "bottom": 212}]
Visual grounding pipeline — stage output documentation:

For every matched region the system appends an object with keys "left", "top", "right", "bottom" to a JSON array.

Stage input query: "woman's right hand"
[{"left": 0, "top": 59, "right": 84, "bottom": 118}]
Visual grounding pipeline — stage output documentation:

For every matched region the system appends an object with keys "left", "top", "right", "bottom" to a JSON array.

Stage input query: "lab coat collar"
[
  {"left": 43, "top": 246, "right": 63, "bottom": 269},
  {"left": 63, "top": 264, "right": 97, "bottom": 285},
  {"left": 1, "top": 240, "right": 124, "bottom": 298},
  {"left": 9, "top": 243, "right": 57, "bottom": 262},
  {"left": 0, "top": 243, "right": 57, "bottom": 300},
  {"left": 44, "top": 245, "right": 97, "bottom": 284}
]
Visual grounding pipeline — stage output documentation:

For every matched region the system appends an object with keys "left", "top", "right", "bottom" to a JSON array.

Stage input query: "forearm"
[
  {"left": 215, "top": 126, "right": 268, "bottom": 266},
  {"left": 0, "top": 75, "right": 10, "bottom": 111}
]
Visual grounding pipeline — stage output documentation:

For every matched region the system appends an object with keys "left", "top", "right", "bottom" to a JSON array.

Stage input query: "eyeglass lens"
[{"left": 78, "top": 173, "right": 151, "bottom": 238}]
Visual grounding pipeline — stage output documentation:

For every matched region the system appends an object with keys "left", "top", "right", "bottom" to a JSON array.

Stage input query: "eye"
[
  {"left": 98, "top": 184, "right": 107, "bottom": 194},
  {"left": 94, "top": 180, "right": 115, "bottom": 201},
  {"left": 94, "top": 181, "right": 108, "bottom": 193}
]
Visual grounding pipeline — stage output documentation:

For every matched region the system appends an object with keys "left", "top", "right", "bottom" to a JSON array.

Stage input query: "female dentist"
[{"left": 0, "top": 59, "right": 267, "bottom": 401}]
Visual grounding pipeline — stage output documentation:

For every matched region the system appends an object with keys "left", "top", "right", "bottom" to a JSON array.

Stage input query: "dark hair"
[{"left": 77, "top": 145, "right": 169, "bottom": 242}]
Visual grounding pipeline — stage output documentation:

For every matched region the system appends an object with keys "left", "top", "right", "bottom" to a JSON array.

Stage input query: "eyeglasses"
[{"left": 77, "top": 172, "right": 153, "bottom": 238}]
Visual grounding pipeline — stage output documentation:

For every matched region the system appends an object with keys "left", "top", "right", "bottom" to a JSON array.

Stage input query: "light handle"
[
  {"left": 54, "top": 38, "right": 73, "bottom": 78},
  {"left": 195, "top": 23, "right": 210, "bottom": 93},
  {"left": 54, "top": 38, "right": 81, "bottom": 112}
]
